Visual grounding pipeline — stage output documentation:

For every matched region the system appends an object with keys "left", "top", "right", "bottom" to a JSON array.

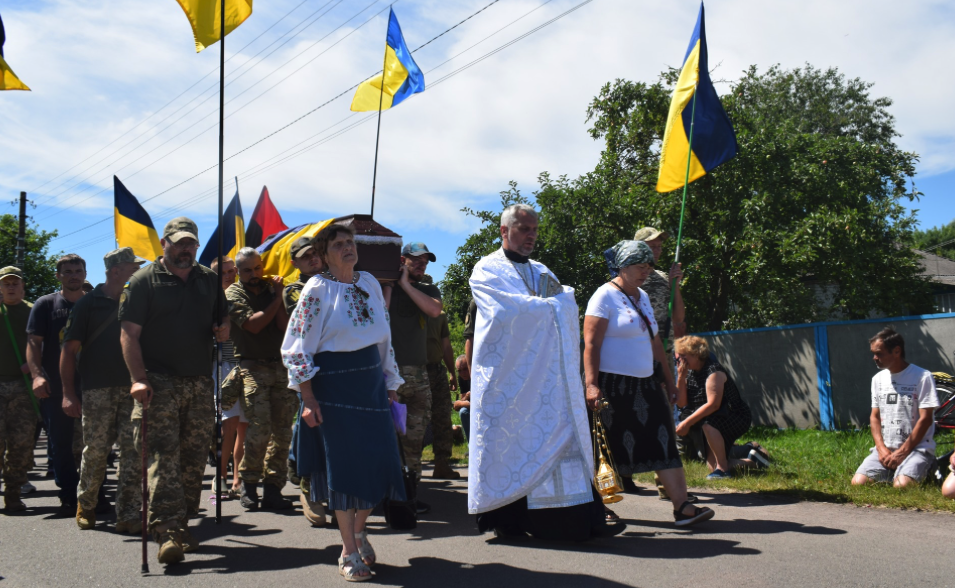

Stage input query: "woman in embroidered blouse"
[
  {"left": 583, "top": 240, "right": 714, "bottom": 528},
  {"left": 281, "top": 224, "right": 405, "bottom": 582}
]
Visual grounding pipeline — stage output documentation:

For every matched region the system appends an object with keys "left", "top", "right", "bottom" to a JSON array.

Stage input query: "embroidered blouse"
[{"left": 281, "top": 271, "right": 404, "bottom": 391}]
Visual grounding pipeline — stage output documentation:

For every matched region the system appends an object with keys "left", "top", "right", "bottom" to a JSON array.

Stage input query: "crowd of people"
[{"left": 1, "top": 204, "right": 953, "bottom": 581}]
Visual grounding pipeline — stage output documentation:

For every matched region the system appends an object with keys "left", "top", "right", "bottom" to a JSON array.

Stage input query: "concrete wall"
[
  {"left": 828, "top": 318, "right": 955, "bottom": 427},
  {"left": 698, "top": 314, "right": 955, "bottom": 429},
  {"left": 704, "top": 328, "right": 819, "bottom": 429}
]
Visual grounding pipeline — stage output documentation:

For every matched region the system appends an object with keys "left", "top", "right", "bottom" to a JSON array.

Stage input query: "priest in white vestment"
[{"left": 467, "top": 204, "right": 623, "bottom": 541}]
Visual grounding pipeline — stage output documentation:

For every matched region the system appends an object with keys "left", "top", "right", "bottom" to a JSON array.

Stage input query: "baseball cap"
[
  {"left": 0, "top": 266, "right": 24, "bottom": 282},
  {"left": 633, "top": 227, "right": 668, "bottom": 242},
  {"left": 104, "top": 247, "right": 148, "bottom": 271},
  {"left": 401, "top": 242, "right": 436, "bottom": 262},
  {"left": 289, "top": 237, "right": 316, "bottom": 259},
  {"left": 163, "top": 217, "right": 199, "bottom": 243}
]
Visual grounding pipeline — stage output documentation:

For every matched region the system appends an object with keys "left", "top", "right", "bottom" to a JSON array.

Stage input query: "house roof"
[{"left": 915, "top": 249, "right": 955, "bottom": 286}]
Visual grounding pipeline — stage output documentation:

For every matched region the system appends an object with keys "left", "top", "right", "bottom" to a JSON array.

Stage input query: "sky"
[{"left": 1, "top": 0, "right": 953, "bottom": 287}]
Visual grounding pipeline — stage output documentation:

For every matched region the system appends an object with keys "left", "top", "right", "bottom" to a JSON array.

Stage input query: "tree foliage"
[
  {"left": 0, "top": 214, "right": 60, "bottom": 302},
  {"left": 911, "top": 219, "right": 955, "bottom": 261},
  {"left": 442, "top": 65, "right": 934, "bottom": 330}
]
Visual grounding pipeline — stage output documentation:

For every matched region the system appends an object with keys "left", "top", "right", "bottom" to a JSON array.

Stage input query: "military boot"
[
  {"left": 261, "top": 482, "right": 293, "bottom": 510},
  {"left": 239, "top": 480, "right": 259, "bottom": 510},
  {"left": 156, "top": 529, "right": 185, "bottom": 565},
  {"left": 3, "top": 488, "right": 26, "bottom": 512},
  {"left": 76, "top": 504, "right": 96, "bottom": 530},
  {"left": 179, "top": 519, "right": 199, "bottom": 553}
]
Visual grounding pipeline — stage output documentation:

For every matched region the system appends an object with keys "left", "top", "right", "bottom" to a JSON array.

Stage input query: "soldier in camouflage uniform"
[
  {"left": 119, "top": 218, "right": 229, "bottom": 565},
  {"left": 390, "top": 243, "right": 443, "bottom": 511},
  {"left": 0, "top": 266, "right": 36, "bottom": 512},
  {"left": 282, "top": 237, "right": 327, "bottom": 526},
  {"left": 62, "top": 248, "right": 146, "bottom": 531},
  {"left": 426, "top": 310, "right": 460, "bottom": 479},
  {"left": 227, "top": 247, "right": 296, "bottom": 511}
]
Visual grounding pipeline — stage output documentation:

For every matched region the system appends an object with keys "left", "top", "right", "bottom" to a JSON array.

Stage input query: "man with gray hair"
[
  {"left": 467, "top": 204, "right": 621, "bottom": 541},
  {"left": 226, "top": 247, "right": 296, "bottom": 511}
]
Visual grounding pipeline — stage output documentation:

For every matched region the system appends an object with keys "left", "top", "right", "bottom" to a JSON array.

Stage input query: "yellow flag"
[
  {"left": 0, "top": 54, "right": 29, "bottom": 91},
  {"left": 174, "top": 0, "right": 253, "bottom": 52}
]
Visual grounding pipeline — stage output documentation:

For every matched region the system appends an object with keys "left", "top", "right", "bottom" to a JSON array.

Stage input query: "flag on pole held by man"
[
  {"left": 0, "top": 12, "right": 30, "bottom": 91},
  {"left": 350, "top": 9, "right": 425, "bottom": 112},
  {"left": 114, "top": 176, "right": 163, "bottom": 261},
  {"left": 257, "top": 220, "right": 335, "bottom": 282},
  {"left": 245, "top": 186, "right": 288, "bottom": 248},
  {"left": 199, "top": 182, "right": 245, "bottom": 266},
  {"left": 656, "top": 3, "right": 737, "bottom": 193},
  {"left": 174, "top": 0, "right": 253, "bottom": 52}
]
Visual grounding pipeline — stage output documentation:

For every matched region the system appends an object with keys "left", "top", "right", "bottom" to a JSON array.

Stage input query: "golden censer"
[{"left": 592, "top": 398, "right": 623, "bottom": 504}]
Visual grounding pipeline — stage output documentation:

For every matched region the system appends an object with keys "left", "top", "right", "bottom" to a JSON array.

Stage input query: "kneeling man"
[{"left": 852, "top": 328, "right": 938, "bottom": 488}]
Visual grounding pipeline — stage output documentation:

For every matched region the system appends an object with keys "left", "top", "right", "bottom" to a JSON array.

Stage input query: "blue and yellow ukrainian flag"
[
  {"left": 350, "top": 9, "right": 425, "bottom": 112},
  {"left": 114, "top": 176, "right": 163, "bottom": 261},
  {"left": 656, "top": 3, "right": 737, "bottom": 193},
  {"left": 0, "top": 12, "right": 30, "bottom": 91},
  {"left": 199, "top": 184, "right": 245, "bottom": 267},
  {"left": 257, "top": 219, "right": 335, "bottom": 283},
  {"left": 174, "top": 0, "right": 253, "bottom": 52}
]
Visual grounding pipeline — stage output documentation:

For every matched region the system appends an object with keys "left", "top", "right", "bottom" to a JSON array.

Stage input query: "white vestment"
[{"left": 467, "top": 249, "right": 594, "bottom": 514}]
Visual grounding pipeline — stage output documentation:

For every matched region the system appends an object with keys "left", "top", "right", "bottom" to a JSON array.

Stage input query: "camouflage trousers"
[
  {"left": 238, "top": 360, "right": 298, "bottom": 486},
  {"left": 0, "top": 380, "right": 37, "bottom": 490},
  {"left": 396, "top": 365, "right": 431, "bottom": 478},
  {"left": 426, "top": 363, "right": 454, "bottom": 464},
  {"left": 132, "top": 374, "right": 213, "bottom": 533},
  {"left": 78, "top": 386, "right": 141, "bottom": 522}
]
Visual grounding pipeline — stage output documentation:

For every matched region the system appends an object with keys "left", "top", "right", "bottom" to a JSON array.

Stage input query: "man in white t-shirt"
[{"left": 851, "top": 327, "right": 939, "bottom": 488}]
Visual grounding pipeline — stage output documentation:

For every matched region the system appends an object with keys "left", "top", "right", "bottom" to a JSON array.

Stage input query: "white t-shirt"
[
  {"left": 871, "top": 363, "right": 939, "bottom": 452},
  {"left": 584, "top": 282, "right": 658, "bottom": 378}
]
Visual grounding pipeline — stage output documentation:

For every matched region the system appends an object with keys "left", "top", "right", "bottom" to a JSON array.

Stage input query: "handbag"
[{"left": 383, "top": 433, "right": 417, "bottom": 530}]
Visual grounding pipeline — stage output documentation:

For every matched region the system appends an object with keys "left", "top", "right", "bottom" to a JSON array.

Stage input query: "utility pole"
[{"left": 16, "top": 191, "right": 27, "bottom": 269}]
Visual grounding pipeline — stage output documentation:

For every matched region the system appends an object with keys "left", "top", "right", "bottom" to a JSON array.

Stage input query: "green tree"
[
  {"left": 911, "top": 218, "right": 955, "bottom": 260},
  {"left": 0, "top": 214, "right": 60, "bottom": 301},
  {"left": 442, "top": 65, "right": 934, "bottom": 330}
]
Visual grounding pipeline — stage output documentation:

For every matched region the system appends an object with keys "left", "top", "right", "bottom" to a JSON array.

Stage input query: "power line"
[{"left": 56, "top": 0, "right": 593, "bottom": 250}]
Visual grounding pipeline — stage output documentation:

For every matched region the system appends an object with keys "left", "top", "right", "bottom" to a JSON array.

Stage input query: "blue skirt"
[{"left": 293, "top": 345, "right": 405, "bottom": 510}]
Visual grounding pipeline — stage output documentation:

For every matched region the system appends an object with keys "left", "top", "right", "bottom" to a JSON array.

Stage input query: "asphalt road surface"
[{"left": 1, "top": 442, "right": 952, "bottom": 588}]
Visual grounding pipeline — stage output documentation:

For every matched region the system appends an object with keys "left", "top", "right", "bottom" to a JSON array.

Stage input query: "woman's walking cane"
[{"left": 141, "top": 403, "right": 149, "bottom": 575}]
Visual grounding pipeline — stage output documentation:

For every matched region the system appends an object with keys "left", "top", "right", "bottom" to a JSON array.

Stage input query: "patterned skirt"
[{"left": 597, "top": 371, "right": 683, "bottom": 475}]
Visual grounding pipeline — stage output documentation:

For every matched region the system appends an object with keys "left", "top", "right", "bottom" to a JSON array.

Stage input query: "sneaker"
[
  {"left": 749, "top": 449, "right": 771, "bottom": 469},
  {"left": 21, "top": 482, "right": 36, "bottom": 494},
  {"left": 706, "top": 469, "right": 732, "bottom": 480},
  {"left": 415, "top": 500, "right": 431, "bottom": 515},
  {"left": 76, "top": 505, "right": 96, "bottom": 530}
]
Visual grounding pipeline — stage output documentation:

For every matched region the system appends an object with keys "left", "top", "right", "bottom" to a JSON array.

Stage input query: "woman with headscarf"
[
  {"left": 583, "top": 240, "right": 715, "bottom": 527},
  {"left": 281, "top": 224, "right": 406, "bottom": 582}
]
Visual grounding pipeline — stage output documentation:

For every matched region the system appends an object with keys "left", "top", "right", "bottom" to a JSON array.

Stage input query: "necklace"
[
  {"left": 322, "top": 270, "right": 359, "bottom": 284},
  {"left": 509, "top": 259, "right": 537, "bottom": 296}
]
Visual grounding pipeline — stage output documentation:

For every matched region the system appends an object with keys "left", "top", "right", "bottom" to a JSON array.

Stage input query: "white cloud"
[{"left": 1, "top": 0, "right": 952, "bottom": 268}]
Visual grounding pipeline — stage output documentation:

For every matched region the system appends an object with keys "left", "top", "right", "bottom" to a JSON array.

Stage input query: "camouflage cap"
[
  {"left": 0, "top": 266, "right": 24, "bottom": 282},
  {"left": 633, "top": 227, "right": 668, "bottom": 242},
  {"left": 163, "top": 217, "right": 199, "bottom": 243},
  {"left": 289, "top": 236, "right": 316, "bottom": 259},
  {"left": 401, "top": 242, "right": 436, "bottom": 262},
  {"left": 104, "top": 247, "right": 148, "bottom": 271}
]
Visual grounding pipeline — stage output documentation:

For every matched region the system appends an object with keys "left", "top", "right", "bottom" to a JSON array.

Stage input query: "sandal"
[
  {"left": 338, "top": 551, "right": 372, "bottom": 582},
  {"left": 604, "top": 507, "right": 620, "bottom": 523},
  {"left": 673, "top": 501, "right": 715, "bottom": 527},
  {"left": 354, "top": 530, "right": 376, "bottom": 566}
]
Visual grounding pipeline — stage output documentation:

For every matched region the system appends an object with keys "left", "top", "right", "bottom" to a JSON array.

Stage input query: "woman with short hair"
[
  {"left": 281, "top": 224, "right": 405, "bottom": 582},
  {"left": 673, "top": 335, "right": 756, "bottom": 478},
  {"left": 583, "top": 240, "right": 714, "bottom": 527}
]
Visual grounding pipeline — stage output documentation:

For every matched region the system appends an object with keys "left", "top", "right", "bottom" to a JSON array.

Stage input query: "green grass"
[{"left": 634, "top": 427, "right": 955, "bottom": 512}]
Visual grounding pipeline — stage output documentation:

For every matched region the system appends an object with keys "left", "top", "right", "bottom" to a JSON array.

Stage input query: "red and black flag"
[{"left": 245, "top": 186, "right": 288, "bottom": 248}]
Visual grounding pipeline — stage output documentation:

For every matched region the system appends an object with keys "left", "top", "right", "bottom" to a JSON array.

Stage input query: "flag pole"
[
  {"left": 664, "top": 86, "right": 698, "bottom": 348},
  {"left": 214, "top": 0, "right": 226, "bottom": 525},
  {"left": 369, "top": 39, "right": 389, "bottom": 219}
]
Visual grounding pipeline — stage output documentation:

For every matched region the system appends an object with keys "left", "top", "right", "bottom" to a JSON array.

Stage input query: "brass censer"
[{"left": 592, "top": 398, "right": 623, "bottom": 504}]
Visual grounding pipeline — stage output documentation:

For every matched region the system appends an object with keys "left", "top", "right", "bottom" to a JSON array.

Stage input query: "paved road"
[{"left": 2, "top": 447, "right": 953, "bottom": 588}]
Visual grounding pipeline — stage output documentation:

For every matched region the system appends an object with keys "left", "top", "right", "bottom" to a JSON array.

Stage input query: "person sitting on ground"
[
  {"left": 673, "top": 336, "right": 757, "bottom": 479},
  {"left": 851, "top": 327, "right": 939, "bottom": 489},
  {"left": 452, "top": 354, "right": 471, "bottom": 442}
]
